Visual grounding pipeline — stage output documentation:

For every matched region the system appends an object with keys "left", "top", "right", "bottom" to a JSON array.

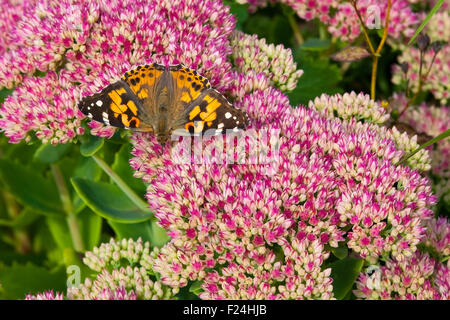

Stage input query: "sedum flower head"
[
  {"left": 231, "top": 31, "right": 303, "bottom": 92},
  {"left": 25, "top": 290, "right": 64, "bottom": 300},
  {"left": 67, "top": 266, "right": 169, "bottom": 300},
  {"left": 310, "top": 92, "right": 389, "bottom": 124},
  {"left": 422, "top": 217, "right": 450, "bottom": 260},
  {"left": 309, "top": 92, "right": 432, "bottom": 172},
  {"left": 354, "top": 251, "right": 447, "bottom": 300},
  {"left": 131, "top": 74, "right": 435, "bottom": 298},
  {"left": 355, "top": 216, "right": 450, "bottom": 300},
  {"left": 0, "top": 72, "right": 84, "bottom": 144},
  {"left": 67, "top": 238, "right": 177, "bottom": 300}
]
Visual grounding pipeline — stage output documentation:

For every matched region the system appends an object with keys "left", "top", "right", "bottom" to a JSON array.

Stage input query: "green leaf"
[
  {"left": 108, "top": 220, "right": 153, "bottom": 242},
  {"left": 112, "top": 143, "right": 146, "bottom": 196},
  {"left": 150, "top": 222, "right": 170, "bottom": 247},
  {"left": 71, "top": 177, "right": 153, "bottom": 223},
  {"left": 0, "top": 208, "right": 39, "bottom": 228},
  {"left": 329, "top": 257, "right": 364, "bottom": 300},
  {"left": 224, "top": 0, "right": 249, "bottom": 30},
  {"left": 189, "top": 281, "right": 203, "bottom": 295},
  {"left": 408, "top": 0, "right": 445, "bottom": 45},
  {"left": 400, "top": 129, "right": 450, "bottom": 165},
  {"left": 0, "top": 88, "right": 13, "bottom": 104},
  {"left": 47, "top": 216, "right": 74, "bottom": 249},
  {"left": 46, "top": 208, "right": 101, "bottom": 250},
  {"left": 288, "top": 58, "right": 342, "bottom": 105},
  {"left": 331, "top": 246, "right": 349, "bottom": 260},
  {"left": 0, "top": 159, "right": 64, "bottom": 216},
  {"left": 73, "top": 156, "right": 102, "bottom": 181},
  {"left": 78, "top": 208, "right": 102, "bottom": 250},
  {"left": 242, "top": 12, "right": 293, "bottom": 46},
  {"left": 0, "top": 249, "right": 45, "bottom": 266},
  {"left": 80, "top": 135, "right": 104, "bottom": 157},
  {"left": 301, "top": 38, "right": 331, "bottom": 51},
  {"left": 33, "top": 143, "right": 71, "bottom": 163},
  {"left": 0, "top": 263, "right": 66, "bottom": 299}
]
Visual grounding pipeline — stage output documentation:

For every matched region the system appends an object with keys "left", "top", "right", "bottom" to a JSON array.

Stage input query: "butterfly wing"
[
  {"left": 78, "top": 81, "right": 146, "bottom": 130},
  {"left": 167, "top": 64, "right": 249, "bottom": 136},
  {"left": 121, "top": 63, "right": 166, "bottom": 132}
]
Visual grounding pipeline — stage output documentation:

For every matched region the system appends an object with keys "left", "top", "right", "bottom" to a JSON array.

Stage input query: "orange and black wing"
[
  {"left": 168, "top": 64, "right": 249, "bottom": 135},
  {"left": 78, "top": 81, "right": 144, "bottom": 130}
]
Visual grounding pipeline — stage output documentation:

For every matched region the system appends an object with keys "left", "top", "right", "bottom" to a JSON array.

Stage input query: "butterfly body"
[{"left": 78, "top": 63, "right": 249, "bottom": 145}]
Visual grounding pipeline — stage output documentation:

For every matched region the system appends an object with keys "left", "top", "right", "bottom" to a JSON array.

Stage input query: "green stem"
[
  {"left": 287, "top": 14, "right": 303, "bottom": 45},
  {"left": 51, "top": 163, "right": 85, "bottom": 252},
  {"left": 3, "top": 191, "right": 31, "bottom": 253},
  {"left": 91, "top": 154, "right": 149, "bottom": 212}
]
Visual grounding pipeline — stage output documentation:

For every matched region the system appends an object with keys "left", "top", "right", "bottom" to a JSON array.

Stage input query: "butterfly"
[{"left": 78, "top": 63, "right": 249, "bottom": 145}]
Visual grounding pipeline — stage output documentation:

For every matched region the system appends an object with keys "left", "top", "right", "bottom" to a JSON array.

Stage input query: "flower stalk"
[
  {"left": 51, "top": 163, "right": 85, "bottom": 252},
  {"left": 351, "top": 0, "right": 392, "bottom": 100},
  {"left": 91, "top": 154, "right": 149, "bottom": 212}
]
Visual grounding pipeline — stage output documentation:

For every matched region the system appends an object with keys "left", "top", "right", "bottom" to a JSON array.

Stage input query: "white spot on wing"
[
  {"left": 96, "top": 100, "right": 103, "bottom": 107},
  {"left": 225, "top": 112, "right": 232, "bottom": 119},
  {"left": 218, "top": 123, "right": 224, "bottom": 129}
]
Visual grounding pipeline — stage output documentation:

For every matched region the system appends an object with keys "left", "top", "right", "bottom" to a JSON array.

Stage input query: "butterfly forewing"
[{"left": 78, "top": 81, "right": 143, "bottom": 129}]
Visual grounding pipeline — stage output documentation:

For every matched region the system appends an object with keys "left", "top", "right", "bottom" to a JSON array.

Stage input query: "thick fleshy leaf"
[
  {"left": 112, "top": 143, "right": 146, "bottom": 196},
  {"left": 77, "top": 208, "right": 102, "bottom": 250},
  {"left": 71, "top": 177, "right": 153, "bottom": 223},
  {"left": 46, "top": 208, "right": 101, "bottom": 251},
  {"left": 33, "top": 143, "right": 71, "bottom": 163},
  {"left": 0, "top": 263, "right": 66, "bottom": 299},
  {"left": 329, "top": 257, "right": 364, "bottom": 300},
  {"left": 0, "top": 208, "right": 39, "bottom": 228},
  {"left": 150, "top": 222, "right": 170, "bottom": 247},
  {"left": 72, "top": 157, "right": 103, "bottom": 214},
  {"left": 0, "top": 159, "right": 63, "bottom": 216},
  {"left": 108, "top": 220, "right": 153, "bottom": 242},
  {"left": 301, "top": 38, "right": 331, "bottom": 51},
  {"left": 288, "top": 57, "right": 343, "bottom": 105},
  {"left": 80, "top": 135, "right": 104, "bottom": 157},
  {"left": 46, "top": 216, "right": 74, "bottom": 249},
  {"left": 331, "top": 246, "right": 349, "bottom": 260}
]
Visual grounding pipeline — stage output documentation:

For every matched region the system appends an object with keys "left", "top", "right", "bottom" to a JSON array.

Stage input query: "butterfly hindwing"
[
  {"left": 181, "top": 88, "right": 249, "bottom": 136},
  {"left": 166, "top": 64, "right": 211, "bottom": 131},
  {"left": 78, "top": 81, "right": 144, "bottom": 129}
]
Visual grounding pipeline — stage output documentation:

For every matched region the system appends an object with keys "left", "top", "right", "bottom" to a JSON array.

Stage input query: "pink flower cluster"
[
  {"left": 354, "top": 217, "right": 449, "bottom": 300},
  {"left": 25, "top": 290, "right": 64, "bottom": 300},
  {"left": 390, "top": 93, "right": 450, "bottom": 203},
  {"left": 131, "top": 58, "right": 435, "bottom": 298},
  {"left": 354, "top": 250, "right": 448, "bottom": 299},
  {"left": 0, "top": 0, "right": 236, "bottom": 143}
]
